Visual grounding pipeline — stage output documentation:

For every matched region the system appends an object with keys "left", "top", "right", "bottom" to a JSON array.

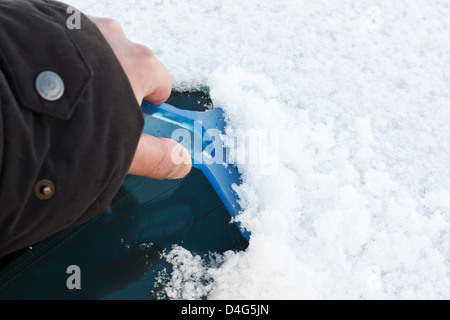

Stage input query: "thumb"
[{"left": 129, "top": 133, "right": 192, "bottom": 180}]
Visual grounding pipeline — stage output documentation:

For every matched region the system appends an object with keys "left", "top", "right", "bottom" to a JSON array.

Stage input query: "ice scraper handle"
[{"left": 141, "top": 100, "right": 251, "bottom": 241}]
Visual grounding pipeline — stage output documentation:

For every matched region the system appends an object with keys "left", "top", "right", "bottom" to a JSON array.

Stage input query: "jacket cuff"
[{"left": 0, "top": 0, "right": 144, "bottom": 257}]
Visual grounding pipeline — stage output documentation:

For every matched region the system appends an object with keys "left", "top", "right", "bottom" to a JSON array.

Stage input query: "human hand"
[{"left": 88, "top": 16, "right": 192, "bottom": 180}]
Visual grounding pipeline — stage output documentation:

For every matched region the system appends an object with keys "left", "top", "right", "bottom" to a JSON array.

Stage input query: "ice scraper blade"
[{"left": 141, "top": 100, "right": 250, "bottom": 241}]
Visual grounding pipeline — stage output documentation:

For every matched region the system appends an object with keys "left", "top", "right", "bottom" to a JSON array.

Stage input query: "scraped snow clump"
[{"left": 70, "top": 0, "right": 450, "bottom": 299}]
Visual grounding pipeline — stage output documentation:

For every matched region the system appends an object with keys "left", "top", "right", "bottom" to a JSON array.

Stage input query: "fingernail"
[
  {"left": 179, "top": 163, "right": 192, "bottom": 179},
  {"left": 167, "top": 153, "right": 192, "bottom": 179}
]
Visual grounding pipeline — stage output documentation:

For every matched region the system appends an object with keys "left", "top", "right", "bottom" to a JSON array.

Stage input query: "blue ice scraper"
[{"left": 141, "top": 100, "right": 250, "bottom": 241}]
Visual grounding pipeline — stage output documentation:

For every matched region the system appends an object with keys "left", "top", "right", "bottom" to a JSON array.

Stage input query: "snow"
[{"left": 69, "top": 0, "right": 450, "bottom": 299}]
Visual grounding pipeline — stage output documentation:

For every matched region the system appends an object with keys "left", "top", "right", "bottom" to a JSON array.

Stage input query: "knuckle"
[
  {"left": 132, "top": 44, "right": 156, "bottom": 64},
  {"left": 99, "top": 17, "right": 123, "bottom": 33}
]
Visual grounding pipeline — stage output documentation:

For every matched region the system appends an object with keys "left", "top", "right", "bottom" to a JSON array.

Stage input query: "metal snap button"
[
  {"left": 35, "top": 179, "right": 55, "bottom": 200},
  {"left": 35, "top": 71, "right": 64, "bottom": 101}
]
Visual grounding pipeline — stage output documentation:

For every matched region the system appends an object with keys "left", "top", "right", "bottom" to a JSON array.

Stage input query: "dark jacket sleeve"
[{"left": 0, "top": 0, "right": 144, "bottom": 258}]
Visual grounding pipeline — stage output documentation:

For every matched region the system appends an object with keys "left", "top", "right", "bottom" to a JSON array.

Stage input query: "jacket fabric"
[{"left": 0, "top": 0, "right": 144, "bottom": 258}]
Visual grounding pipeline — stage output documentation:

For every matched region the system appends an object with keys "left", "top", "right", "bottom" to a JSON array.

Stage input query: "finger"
[
  {"left": 87, "top": 15, "right": 172, "bottom": 105},
  {"left": 141, "top": 54, "right": 173, "bottom": 105},
  {"left": 128, "top": 133, "right": 192, "bottom": 180}
]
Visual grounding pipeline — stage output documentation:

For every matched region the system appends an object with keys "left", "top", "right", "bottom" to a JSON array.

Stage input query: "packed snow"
[{"left": 69, "top": 0, "right": 450, "bottom": 299}]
